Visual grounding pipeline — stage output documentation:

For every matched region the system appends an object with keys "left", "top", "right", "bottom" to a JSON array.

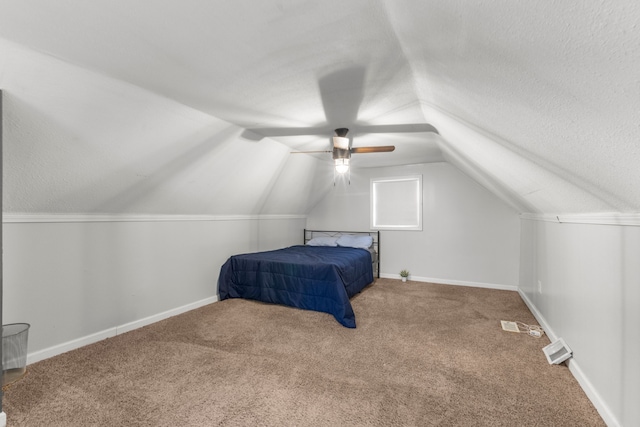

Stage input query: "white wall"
[
  {"left": 519, "top": 219, "right": 640, "bottom": 427},
  {"left": 307, "top": 162, "right": 521, "bottom": 288},
  {"left": 2, "top": 216, "right": 306, "bottom": 362},
  {"left": 0, "top": 37, "right": 319, "bottom": 364}
]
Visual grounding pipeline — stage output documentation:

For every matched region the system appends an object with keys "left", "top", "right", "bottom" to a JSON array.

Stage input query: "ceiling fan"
[
  {"left": 241, "top": 66, "right": 439, "bottom": 176},
  {"left": 291, "top": 127, "right": 395, "bottom": 174}
]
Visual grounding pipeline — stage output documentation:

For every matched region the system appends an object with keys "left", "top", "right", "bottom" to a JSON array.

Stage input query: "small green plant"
[{"left": 400, "top": 269, "right": 409, "bottom": 278}]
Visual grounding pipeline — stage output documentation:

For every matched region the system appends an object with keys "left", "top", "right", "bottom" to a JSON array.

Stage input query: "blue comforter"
[{"left": 217, "top": 245, "right": 374, "bottom": 328}]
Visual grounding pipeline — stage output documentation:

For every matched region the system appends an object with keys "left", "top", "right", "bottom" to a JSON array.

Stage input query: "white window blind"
[{"left": 370, "top": 175, "right": 422, "bottom": 230}]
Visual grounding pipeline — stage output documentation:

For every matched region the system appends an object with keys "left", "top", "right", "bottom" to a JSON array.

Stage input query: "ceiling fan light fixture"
[
  {"left": 332, "top": 136, "right": 349, "bottom": 150},
  {"left": 334, "top": 158, "right": 349, "bottom": 174}
]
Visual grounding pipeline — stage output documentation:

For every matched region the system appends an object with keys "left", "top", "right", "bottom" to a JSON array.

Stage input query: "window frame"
[{"left": 370, "top": 175, "right": 423, "bottom": 231}]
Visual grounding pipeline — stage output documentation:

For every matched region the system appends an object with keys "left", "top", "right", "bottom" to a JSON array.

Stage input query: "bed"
[{"left": 217, "top": 230, "right": 379, "bottom": 328}]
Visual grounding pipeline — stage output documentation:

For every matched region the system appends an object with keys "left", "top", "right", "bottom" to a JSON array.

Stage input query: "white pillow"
[
  {"left": 306, "top": 236, "right": 339, "bottom": 247},
  {"left": 336, "top": 235, "right": 373, "bottom": 249}
]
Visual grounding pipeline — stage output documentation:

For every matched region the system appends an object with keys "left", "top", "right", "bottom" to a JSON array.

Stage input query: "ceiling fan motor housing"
[
  {"left": 333, "top": 147, "right": 351, "bottom": 160},
  {"left": 334, "top": 128, "right": 349, "bottom": 138}
]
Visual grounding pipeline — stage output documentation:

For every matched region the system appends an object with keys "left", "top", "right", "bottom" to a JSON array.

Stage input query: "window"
[{"left": 370, "top": 175, "right": 422, "bottom": 230}]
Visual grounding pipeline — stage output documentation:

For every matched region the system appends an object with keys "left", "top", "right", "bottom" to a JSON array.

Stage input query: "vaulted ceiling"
[{"left": 1, "top": 0, "right": 638, "bottom": 214}]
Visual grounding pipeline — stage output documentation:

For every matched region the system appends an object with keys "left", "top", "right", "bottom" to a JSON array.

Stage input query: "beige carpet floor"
[{"left": 3, "top": 279, "right": 604, "bottom": 426}]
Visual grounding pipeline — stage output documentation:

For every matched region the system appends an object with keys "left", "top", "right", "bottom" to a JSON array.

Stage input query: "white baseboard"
[
  {"left": 566, "top": 358, "right": 620, "bottom": 427},
  {"left": 27, "top": 329, "right": 118, "bottom": 366},
  {"left": 0, "top": 411, "right": 6, "bottom": 427},
  {"left": 379, "top": 273, "right": 518, "bottom": 291},
  {"left": 517, "top": 290, "right": 558, "bottom": 342},
  {"left": 115, "top": 296, "right": 218, "bottom": 335},
  {"left": 518, "top": 290, "right": 619, "bottom": 427},
  {"left": 26, "top": 296, "right": 219, "bottom": 365}
]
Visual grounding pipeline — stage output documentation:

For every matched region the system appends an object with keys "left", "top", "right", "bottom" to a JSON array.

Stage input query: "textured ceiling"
[
  {"left": 1, "top": 0, "right": 639, "bottom": 213},
  {"left": 0, "top": 0, "right": 437, "bottom": 162}
]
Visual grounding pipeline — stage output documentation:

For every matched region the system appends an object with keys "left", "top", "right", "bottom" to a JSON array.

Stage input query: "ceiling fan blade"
[
  {"left": 241, "top": 66, "right": 439, "bottom": 142},
  {"left": 242, "top": 126, "right": 331, "bottom": 139},
  {"left": 290, "top": 150, "right": 332, "bottom": 154},
  {"left": 350, "top": 145, "right": 396, "bottom": 154},
  {"left": 246, "top": 67, "right": 368, "bottom": 140},
  {"left": 318, "top": 67, "right": 365, "bottom": 128},
  {"left": 353, "top": 123, "right": 439, "bottom": 135},
  {"left": 243, "top": 122, "right": 438, "bottom": 140}
]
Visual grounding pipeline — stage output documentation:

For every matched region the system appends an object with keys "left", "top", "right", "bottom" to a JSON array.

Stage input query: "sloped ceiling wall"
[
  {"left": 1, "top": 1, "right": 639, "bottom": 215},
  {"left": 385, "top": 1, "right": 640, "bottom": 213},
  {"left": 0, "top": 38, "right": 322, "bottom": 215}
]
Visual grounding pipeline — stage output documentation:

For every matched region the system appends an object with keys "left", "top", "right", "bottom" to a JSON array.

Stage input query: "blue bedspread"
[{"left": 217, "top": 245, "right": 374, "bottom": 328}]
